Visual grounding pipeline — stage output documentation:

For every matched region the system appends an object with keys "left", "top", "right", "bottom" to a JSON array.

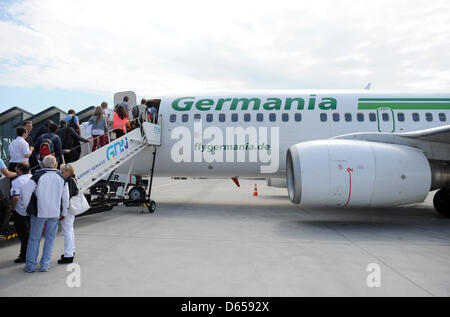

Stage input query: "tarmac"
[{"left": 0, "top": 177, "right": 449, "bottom": 297}]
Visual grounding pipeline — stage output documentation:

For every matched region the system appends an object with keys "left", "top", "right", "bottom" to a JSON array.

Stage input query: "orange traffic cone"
[{"left": 253, "top": 184, "right": 258, "bottom": 196}]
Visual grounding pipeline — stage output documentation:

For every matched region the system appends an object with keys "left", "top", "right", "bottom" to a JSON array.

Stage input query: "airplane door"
[{"left": 376, "top": 107, "right": 395, "bottom": 133}]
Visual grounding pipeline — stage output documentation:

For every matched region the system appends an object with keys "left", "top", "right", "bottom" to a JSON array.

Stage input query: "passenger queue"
[{"left": 0, "top": 97, "right": 159, "bottom": 272}]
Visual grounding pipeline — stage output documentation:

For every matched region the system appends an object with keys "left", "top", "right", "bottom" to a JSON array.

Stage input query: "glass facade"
[
  {"left": 0, "top": 110, "right": 31, "bottom": 163},
  {"left": 0, "top": 107, "right": 69, "bottom": 164}
]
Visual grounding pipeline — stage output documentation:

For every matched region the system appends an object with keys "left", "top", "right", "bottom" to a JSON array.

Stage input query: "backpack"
[
  {"left": 68, "top": 116, "right": 78, "bottom": 133},
  {"left": 132, "top": 105, "right": 140, "bottom": 119},
  {"left": 39, "top": 135, "right": 57, "bottom": 160}
]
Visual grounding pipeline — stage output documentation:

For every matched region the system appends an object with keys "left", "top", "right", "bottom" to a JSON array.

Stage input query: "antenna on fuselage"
[{"left": 364, "top": 82, "right": 372, "bottom": 90}]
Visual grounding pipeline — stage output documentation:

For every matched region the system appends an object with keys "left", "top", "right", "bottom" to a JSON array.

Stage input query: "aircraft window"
[
  {"left": 426, "top": 113, "right": 433, "bottom": 122},
  {"left": 412, "top": 113, "right": 420, "bottom": 122},
  {"left": 397, "top": 113, "right": 405, "bottom": 122},
  {"left": 257, "top": 113, "right": 263, "bottom": 122},
  {"left": 282, "top": 113, "right": 289, "bottom": 122},
  {"left": 182, "top": 114, "right": 189, "bottom": 122},
  {"left": 219, "top": 114, "right": 226, "bottom": 122},
  {"left": 206, "top": 114, "right": 213, "bottom": 122},
  {"left": 369, "top": 113, "right": 376, "bottom": 122},
  {"left": 244, "top": 114, "right": 251, "bottom": 122},
  {"left": 295, "top": 113, "right": 302, "bottom": 122},
  {"left": 194, "top": 114, "right": 201, "bottom": 120},
  {"left": 439, "top": 113, "right": 446, "bottom": 122},
  {"left": 269, "top": 113, "right": 276, "bottom": 122},
  {"left": 382, "top": 113, "right": 389, "bottom": 121},
  {"left": 170, "top": 114, "right": 176, "bottom": 123},
  {"left": 357, "top": 113, "right": 364, "bottom": 122},
  {"left": 333, "top": 113, "right": 340, "bottom": 122},
  {"left": 345, "top": 113, "right": 352, "bottom": 122},
  {"left": 231, "top": 113, "right": 238, "bottom": 122},
  {"left": 320, "top": 113, "right": 327, "bottom": 122}
]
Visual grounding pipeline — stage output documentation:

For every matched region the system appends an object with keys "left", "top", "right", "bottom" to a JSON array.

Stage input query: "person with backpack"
[
  {"left": 33, "top": 123, "right": 64, "bottom": 166},
  {"left": 20, "top": 155, "right": 69, "bottom": 273},
  {"left": 34, "top": 120, "right": 53, "bottom": 140},
  {"left": 88, "top": 106, "right": 108, "bottom": 152},
  {"left": 132, "top": 98, "right": 147, "bottom": 129},
  {"left": 64, "top": 109, "right": 81, "bottom": 135},
  {"left": 57, "top": 120, "right": 89, "bottom": 163}
]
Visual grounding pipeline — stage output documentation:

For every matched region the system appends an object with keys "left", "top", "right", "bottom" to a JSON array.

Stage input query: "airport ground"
[{"left": 0, "top": 177, "right": 449, "bottom": 297}]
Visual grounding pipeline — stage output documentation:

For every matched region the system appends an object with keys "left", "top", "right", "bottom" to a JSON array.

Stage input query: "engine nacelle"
[{"left": 286, "top": 140, "right": 432, "bottom": 207}]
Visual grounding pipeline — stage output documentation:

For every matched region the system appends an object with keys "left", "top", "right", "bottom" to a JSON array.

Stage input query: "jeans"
[
  {"left": 61, "top": 213, "right": 75, "bottom": 257},
  {"left": 92, "top": 134, "right": 107, "bottom": 152},
  {"left": 25, "top": 215, "right": 59, "bottom": 272}
]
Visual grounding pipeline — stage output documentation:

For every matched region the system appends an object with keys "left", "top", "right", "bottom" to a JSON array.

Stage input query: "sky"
[{"left": 0, "top": 0, "right": 450, "bottom": 114}]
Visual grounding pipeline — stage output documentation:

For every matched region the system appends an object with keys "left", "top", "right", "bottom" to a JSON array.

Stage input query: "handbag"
[
  {"left": 68, "top": 180, "right": 90, "bottom": 216},
  {"left": 26, "top": 194, "right": 38, "bottom": 217}
]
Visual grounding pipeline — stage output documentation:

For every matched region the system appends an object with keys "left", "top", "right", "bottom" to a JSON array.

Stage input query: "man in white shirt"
[
  {"left": 10, "top": 163, "right": 32, "bottom": 263},
  {"left": 8, "top": 127, "right": 32, "bottom": 172},
  {"left": 20, "top": 155, "right": 70, "bottom": 273}
]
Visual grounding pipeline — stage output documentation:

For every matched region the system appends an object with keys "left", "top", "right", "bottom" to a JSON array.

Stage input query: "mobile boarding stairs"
[{"left": 72, "top": 121, "right": 161, "bottom": 213}]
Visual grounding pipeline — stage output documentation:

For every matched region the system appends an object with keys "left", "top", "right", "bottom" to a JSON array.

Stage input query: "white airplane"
[{"left": 74, "top": 90, "right": 450, "bottom": 217}]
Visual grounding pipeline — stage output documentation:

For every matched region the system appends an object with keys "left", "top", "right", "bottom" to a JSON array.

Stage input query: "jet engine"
[{"left": 286, "top": 140, "right": 432, "bottom": 207}]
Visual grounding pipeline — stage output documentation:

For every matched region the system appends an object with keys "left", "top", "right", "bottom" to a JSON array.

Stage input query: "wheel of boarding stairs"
[
  {"left": 147, "top": 200, "right": 156, "bottom": 213},
  {"left": 129, "top": 186, "right": 146, "bottom": 201}
]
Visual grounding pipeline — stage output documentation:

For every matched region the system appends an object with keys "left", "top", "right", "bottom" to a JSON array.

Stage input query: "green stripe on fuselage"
[
  {"left": 359, "top": 98, "right": 450, "bottom": 102},
  {"left": 358, "top": 102, "right": 450, "bottom": 110}
]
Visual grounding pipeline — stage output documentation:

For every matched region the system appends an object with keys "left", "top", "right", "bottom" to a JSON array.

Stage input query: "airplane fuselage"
[{"left": 118, "top": 90, "right": 450, "bottom": 178}]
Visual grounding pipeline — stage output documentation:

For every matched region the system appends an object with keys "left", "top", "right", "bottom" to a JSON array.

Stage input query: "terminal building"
[{"left": 0, "top": 106, "right": 95, "bottom": 164}]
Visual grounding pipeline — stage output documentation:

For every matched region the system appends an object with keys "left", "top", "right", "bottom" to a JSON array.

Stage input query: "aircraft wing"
[
  {"left": 397, "top": 125, "right": 450, "bottom": 144},
  {"left": 332, "top": 124, "right": 450, "bottom": 161}
]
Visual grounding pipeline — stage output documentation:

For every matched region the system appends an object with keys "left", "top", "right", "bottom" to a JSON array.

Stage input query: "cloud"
[{"left": 0, "top": 0, "right": 449, "bottom": 98}]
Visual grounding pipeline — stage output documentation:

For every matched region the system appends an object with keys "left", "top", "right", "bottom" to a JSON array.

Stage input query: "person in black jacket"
[
  {"left": 35, "top": 120, "right": 53, "bottom": 140},
  {"left": 34, "top": 123, "right": 64, "bottom": 166},
  {"left": 57, "top": 120, "right": 89, "bottom": 163},
  {"left": 58, "top": 163, "right": 78, "bottom": 264}
]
